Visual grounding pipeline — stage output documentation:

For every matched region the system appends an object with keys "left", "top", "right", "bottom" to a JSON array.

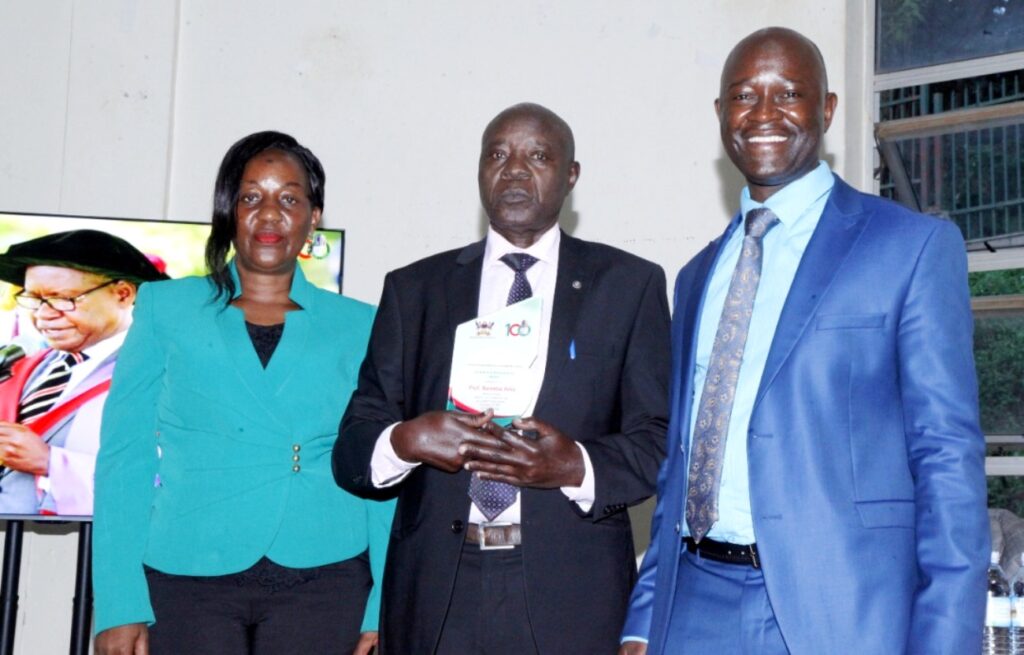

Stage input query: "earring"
[
  {"left": 310, "top": 232, "right": 331, "bottom": 260},
  {"left": 299, "top": 235, "right": 315, "bottom": 259}
]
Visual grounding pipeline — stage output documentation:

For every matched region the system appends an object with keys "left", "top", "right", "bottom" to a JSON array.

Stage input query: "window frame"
[{"left": 870, "top": 5, "right": 1024, "bottom": 475}]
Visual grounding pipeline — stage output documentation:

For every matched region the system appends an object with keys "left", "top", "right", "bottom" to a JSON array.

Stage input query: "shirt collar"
[
  {"left": 739, "top": 161, "right": 834, "bottom": 229},
  {"left": 64, "top": 329, "right": 126, "bottom": 366},
  {"left": 483, "top": 224, "right": 561, "bottom": 267}
]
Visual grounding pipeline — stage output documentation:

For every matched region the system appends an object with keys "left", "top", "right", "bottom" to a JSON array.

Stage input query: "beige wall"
[{"left": 0, "top": 1, "right": 870, "bottom": 651}]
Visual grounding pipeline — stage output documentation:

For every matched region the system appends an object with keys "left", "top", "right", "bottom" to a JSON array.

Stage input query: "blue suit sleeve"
[
  {"left": 620, "top": 458, "right": 669, "bottom": 643},
  {"left": 900, "top": 221, "right": 989, "bottom": 653},
  {"left": 92, "top": 283, "right": 163, "bottom": 634},
  {"left": 622, "top": 264, "right": 693, "bottom": 646}
]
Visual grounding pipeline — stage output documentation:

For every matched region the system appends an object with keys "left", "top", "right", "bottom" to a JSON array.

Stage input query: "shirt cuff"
[
  {"left": 370, "top": 422, "right": 420, "bottom": 487},
  {"left": 37, "top": 447, "right": 59, "bottom": 492},
  {"left": 621, "top": 636, "right": 649, "bottom": 645},
  {"left": 560, "top": 442, "right": 594, "bottom": 512}
]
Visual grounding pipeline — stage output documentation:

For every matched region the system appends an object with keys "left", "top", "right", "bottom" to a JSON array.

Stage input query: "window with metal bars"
[
  {"left": 876, "top": 70, "right": 1024, "bottom": 247},
  {"left": 874, "top": 3, "right": 1024, "bottom": 499}
]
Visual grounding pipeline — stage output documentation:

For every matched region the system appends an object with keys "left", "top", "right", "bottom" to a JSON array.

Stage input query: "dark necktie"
[
  {"left": 685, "top": 208, "right": 779, "bottom": 542},
  {"left": 18, "top": 352, "right": 87, "bottom": 423},
  {"left": 468, "top": 252, "right": 539, "bottom": 521},
  {"left": 501, "top": 252, "right": 539, "bottom": 305}
]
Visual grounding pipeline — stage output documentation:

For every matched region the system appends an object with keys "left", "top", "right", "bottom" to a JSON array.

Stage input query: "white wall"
[{"left": 0, "top": 1, "right": 866, "bottom": 651}]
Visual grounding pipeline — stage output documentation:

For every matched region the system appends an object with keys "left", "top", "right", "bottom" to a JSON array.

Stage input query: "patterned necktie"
[
  {"left": 18, "top": 352, "right": 87, "bottom": 423},
  {"left": 500, "top": 253, "right": 539, "bottom": 305},
  {"left": 685, "top": 208, "right": 779, "bottom": 542},
  {"left": 468, "top": 252, "right": 539, "bottom": 521}
]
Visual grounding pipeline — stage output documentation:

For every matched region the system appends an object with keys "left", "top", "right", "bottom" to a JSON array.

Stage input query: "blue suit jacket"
[
  {"left": 93, "top": 265, "right": 394, "bottom": 635},
  {"left": 623, "top": 177, "right": 989, "bottom": 654}
]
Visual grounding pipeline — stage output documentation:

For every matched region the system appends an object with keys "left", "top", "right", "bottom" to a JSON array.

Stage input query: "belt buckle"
[
  {"left": 748, "top": 545, "right": 759, "bottom": 569},
  {"left": 478, "top": 521, "right": 515, "bottom": 550}
]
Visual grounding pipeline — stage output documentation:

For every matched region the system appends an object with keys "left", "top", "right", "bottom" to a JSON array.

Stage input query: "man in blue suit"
[{"left": 620, "top": 27, "right": 989, "bottom": 654}]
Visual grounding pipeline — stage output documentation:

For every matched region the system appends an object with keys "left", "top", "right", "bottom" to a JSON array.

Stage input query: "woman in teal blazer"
[{"left": 93, "top": 131, "right": 393, "bottom": 655}]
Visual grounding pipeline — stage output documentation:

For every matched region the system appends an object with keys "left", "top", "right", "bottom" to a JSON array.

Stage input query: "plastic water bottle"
[
  {"left": 988, "top": 551, "right": 1013, "bottom": 654},
  {"left": 1010, "top": 555, "right": 1024, "bottom": 653}
]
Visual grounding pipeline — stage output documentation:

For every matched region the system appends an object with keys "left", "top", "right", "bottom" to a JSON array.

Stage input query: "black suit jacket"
[{"left": 334, "top": 232, "right": 670, "bottom": 654}]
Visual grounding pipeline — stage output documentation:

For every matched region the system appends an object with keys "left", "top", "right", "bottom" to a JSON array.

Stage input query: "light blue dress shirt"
[{"left": 685, "top": 161, "right": 834, "bottom": 544}]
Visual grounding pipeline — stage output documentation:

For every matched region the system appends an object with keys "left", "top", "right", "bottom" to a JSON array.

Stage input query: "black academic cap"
[{"left": 0, "top": 229, "right": 170, "bottom": 286}]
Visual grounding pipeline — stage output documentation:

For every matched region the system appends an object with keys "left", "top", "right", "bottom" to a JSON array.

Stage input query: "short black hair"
[{"left": 205, "top": 130, "right": 325, "bottom": 303}]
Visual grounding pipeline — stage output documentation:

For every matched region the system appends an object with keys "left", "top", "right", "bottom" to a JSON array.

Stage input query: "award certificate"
[{"left": 448, "top": 297, "right": 542, "bottom": 421}]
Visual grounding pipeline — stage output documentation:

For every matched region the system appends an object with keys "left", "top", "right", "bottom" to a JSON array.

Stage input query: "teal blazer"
[{"left": 92, "top": 264, "right": 393, "bottom": 635}]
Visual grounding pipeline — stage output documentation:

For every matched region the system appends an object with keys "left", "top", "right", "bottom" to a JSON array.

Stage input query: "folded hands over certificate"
[
  {"left": 390, "top": 410, "right": 584, "bottom": 488},
  {"left": 461, "top": 415, "right": 584, "bottom": 489},
  {"left": 391, "top": 409, "right": 499, "bottom": 473}
]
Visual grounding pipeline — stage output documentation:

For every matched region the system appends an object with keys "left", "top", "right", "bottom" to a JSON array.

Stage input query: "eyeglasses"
[{"left": 14, "top": 280, "right": 117, "bottom": 312}]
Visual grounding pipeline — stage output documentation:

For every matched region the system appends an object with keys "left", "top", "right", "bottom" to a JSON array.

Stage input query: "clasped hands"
[{"left": 390, "top": 410, "right": 584, "bottom": 488}]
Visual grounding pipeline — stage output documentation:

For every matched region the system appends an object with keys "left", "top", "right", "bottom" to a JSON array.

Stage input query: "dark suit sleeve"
[
  {"left": 899, "top": 221, "right": 989, "bottom": 652},
  {"left": 583, "top": 263, "right": 670, "bottom": 521},
  {"left": 333, "top": 272, "right": 406, "bottom": 499}
]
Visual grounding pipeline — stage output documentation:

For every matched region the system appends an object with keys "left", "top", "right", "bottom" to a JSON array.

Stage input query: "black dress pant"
[
  {"left": 435, "top": 542, "right": 540, "bottom": 655},
  {"left": 145, "top": 554, "right": 371, "bottom": 655}
]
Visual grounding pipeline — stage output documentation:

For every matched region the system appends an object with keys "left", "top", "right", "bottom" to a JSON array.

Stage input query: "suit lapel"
[
  {"left": 673, "top": 227, "right": 734, "bottom": 452},
  {"left": 534, "top": 233, "right": 587, "bottom": 417},
  {"left": 754, "top": 179, "right": 870, "bottom": 408},
  {"left": 264, "top": 308, "right": 310, "bottom": 398},
  {"left": 678, "top": 238, "right": 726, "bottom": 375},
  {"left": 447, "top": 240, "right": 485, "bottom": 337},
  {"left": 213, "top": 302, "right": 293, "bottom": 434}
]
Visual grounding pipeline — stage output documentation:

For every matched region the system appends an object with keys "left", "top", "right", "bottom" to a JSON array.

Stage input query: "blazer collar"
[
  {"left": 447, "top": 239, "right": 486, "bottom": 336},
  {"left": 753, "top": 175, "right": 870, "bottom": 407},
  {"left": 672, "top": 230, "right": 731, "bottom": 444},
  {"left": 679, "top": 225, "right": 735, "bottom": 345},
  {"left": 679, "top": 176, "right": 869, "bottom": 419},
  {"left": 213, "top": 261, "right": 316, "bottom": 433}
]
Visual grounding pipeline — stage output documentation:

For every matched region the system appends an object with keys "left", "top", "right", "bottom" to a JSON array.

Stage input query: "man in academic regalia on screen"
[{"left": 0, "top": 230, "right": 166, "bottom": 516}]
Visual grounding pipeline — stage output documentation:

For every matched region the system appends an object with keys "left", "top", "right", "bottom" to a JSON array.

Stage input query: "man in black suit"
[{"left": 334, "top": 102, "right": 669, "bottom": 654}]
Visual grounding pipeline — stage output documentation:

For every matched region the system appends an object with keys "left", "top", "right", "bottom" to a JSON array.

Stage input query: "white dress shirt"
[{"left": 369, "top": 225, "right": 595, "bottom": 523}]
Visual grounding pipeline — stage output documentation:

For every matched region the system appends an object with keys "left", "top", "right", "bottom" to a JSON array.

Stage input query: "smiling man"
[
  {"left": 0, "top": 230, "right": 166, "bottom": 515},
  {"left": 620, "top": 27, "right": 988, "bottom": 654},
  {"left": 334, "top": 103, "right": 670, "bottom": 654}
]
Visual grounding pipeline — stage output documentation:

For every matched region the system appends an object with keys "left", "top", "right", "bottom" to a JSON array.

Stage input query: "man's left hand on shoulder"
[
  {"left": 0, "top": 421, "right": 50, "bottom": 475},
  {"left": 460, "top": 416, "right": 584, "bottom": 488}
]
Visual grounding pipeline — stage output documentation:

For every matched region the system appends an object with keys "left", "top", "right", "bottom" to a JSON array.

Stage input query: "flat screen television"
[{"left": 0, "top": 211, "right": 345, "bottom": 521}]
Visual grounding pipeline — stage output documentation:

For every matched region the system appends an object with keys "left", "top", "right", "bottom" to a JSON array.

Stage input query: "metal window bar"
[
  {"left": 876, "top": 72, "right": 1024, "bottom": 225},
  {"left": 876, "top": 99, "right": 1024, "bottom": 245}
]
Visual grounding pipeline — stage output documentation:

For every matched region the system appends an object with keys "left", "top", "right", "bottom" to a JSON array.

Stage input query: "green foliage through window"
[{"left": 971, "top": 269, "right": 1024, "bottom": 513}]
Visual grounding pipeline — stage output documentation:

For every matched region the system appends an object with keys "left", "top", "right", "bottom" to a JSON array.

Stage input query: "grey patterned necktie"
[
  {"left": 685, "top": 208, "right": 779, "bottom": 542},
  {"left": 468, "top": 252, "right": 539, "bottom": 521}
]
